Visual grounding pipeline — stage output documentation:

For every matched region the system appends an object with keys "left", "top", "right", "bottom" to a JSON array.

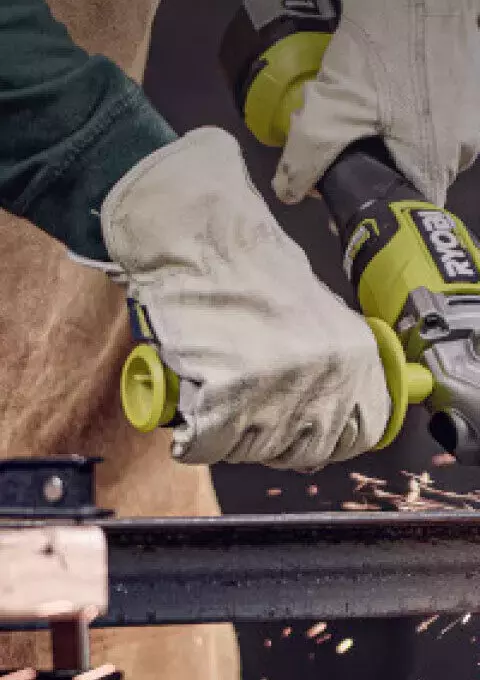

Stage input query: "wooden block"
[{"left": 0, "top": 528, "right": 107, "bottom": 621}]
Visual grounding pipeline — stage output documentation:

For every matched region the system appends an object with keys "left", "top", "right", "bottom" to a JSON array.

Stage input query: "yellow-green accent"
[
  {"left": 136, "top": 302, "right": 155, "bottom": 340},
  {"left": 367, "top": 317, "right": 434, "bottom": 450},
  {"left": 121, "top": 343, "right": 180, "bottom": 432},
  {"left": 358, "top": 202, "right": 480, "bottom": 327},
  {"left": 244, "top": 32, "right": 333, "bottom": 147},
  {"left": 360, "top": 218, "right": 380, "bottom": 237}
]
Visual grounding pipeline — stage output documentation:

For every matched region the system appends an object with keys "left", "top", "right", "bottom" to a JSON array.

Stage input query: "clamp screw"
[{"left": 43, "top": 475, "right": 64, "bottom": 503}]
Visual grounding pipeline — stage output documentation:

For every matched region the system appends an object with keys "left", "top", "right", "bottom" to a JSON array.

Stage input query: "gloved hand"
[
  {"left": 273, "top": 0, "right": 480, "bottom": 208},
  {"left": 93, "top": 126, "right": 390, "bottom": 471}
]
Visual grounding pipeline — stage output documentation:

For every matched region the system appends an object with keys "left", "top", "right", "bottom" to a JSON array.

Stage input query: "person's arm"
[
  {"left": 0, "top": 1, "right": 391, "bottom": 471},
  {"left": 0, "top": 0, "right": 176, "bottom": 260}
]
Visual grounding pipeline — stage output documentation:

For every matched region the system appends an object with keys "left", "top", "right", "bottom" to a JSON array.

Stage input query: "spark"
[
  {"left": 437, "top": 616, "right": 463, "bottom": 639},
  {"left": 306, "top": 484, "right": 319, "bottom": 497},
  {"left": 336, "top": 638, "right": 354, "bottom": 654},
  {"left": 266, "top": 488, "right": 282, "bottom": 497},
  {"left": 315, "top": 633, "right": 332, "bottom": 645},
  {"left": 350, "top": 468, "right": 480, "bottom": 512},
  {"left": 402, "top": 471, "right": 433, "bottom": 486},
  {"left": 306, "top": 621, "right": 327, "bottom": 638},
  {"left": 263, "top": 638, "right": 272, "bottom": 648},
  {"left": 342, "top": 501, "right": 382, "bottom": 511},
  {"left": 461, "top": 613, "right": 472, "bottom": 625},
  {"left": 406, "top": 479, "right": 421, "bottom": 504},
  {"left": 432, "top": 452, "right": 456, "bottom": 467},
  {"left": 416, "top": 614, "right": 439, "bottom": 633},
  {"left": 281, "top": 626, "right": 293, "bottom": 638},
  {"left": 371, "top": 488, "right": 405, "bottom": 504},
  {"left": 350, "top": 472, "right": 387, "bottom": 492},
  {"left": 401, "top": 471, "right": 480, "bottom": 506}
]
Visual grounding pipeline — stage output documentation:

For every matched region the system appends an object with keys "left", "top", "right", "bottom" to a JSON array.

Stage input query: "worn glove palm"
[
  {"left": 273, "top": 0, "right": 480, "bottom": 208},
  {"left": 99, "top": 126, "right": 390, "bottom": 471}
]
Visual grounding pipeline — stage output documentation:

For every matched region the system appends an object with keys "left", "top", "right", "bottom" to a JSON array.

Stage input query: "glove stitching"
[
  {"left": 407, "top": 0, "right": 443, "bottom": 203},
  {"left": 340, "top": 17, "right": 393, "bottom": 136},
  {"left": 103, "top": 140, "right": 196, "bottom": 270}
]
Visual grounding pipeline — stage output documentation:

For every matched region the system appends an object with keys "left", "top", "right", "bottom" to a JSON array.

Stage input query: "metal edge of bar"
[{"left": 1, "top": 509, "right": 480, "bottom": 531}]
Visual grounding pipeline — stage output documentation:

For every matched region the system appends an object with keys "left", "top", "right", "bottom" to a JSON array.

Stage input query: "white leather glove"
[
  {"left": 273, "top": 0, "right": 480, "bottom": 208},
  {"left": 95, "top": 126, "right": 390, "bottom": 471}
]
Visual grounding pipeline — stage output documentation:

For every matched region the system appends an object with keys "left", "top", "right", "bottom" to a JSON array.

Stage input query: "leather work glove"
[
  {"left": 273, "top": 0, "right": 480, "bottom": 208},
  {"left": 80, "top": 126, "right": 391, "bottom": 471}
]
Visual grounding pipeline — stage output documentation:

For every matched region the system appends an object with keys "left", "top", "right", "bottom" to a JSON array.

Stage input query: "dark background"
[{"left": 144, "top": 2, "right": 480, "bottom": 677}]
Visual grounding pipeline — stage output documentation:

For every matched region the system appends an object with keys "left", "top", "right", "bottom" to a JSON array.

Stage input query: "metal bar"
[
  {"left": 1, "top": 512, "right": 479, "bottom": 628},
  {"left": 100, "top": 511, "right": 480, "bottom": 625}
]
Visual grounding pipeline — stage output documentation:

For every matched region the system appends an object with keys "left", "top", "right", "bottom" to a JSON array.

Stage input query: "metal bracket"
[{"left": 0, "top": 457, "right": 112, "bottom": 519}]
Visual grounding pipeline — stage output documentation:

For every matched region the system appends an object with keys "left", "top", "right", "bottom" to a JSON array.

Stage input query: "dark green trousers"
[{"left": 0, "top": 0, "right": 176, "bottom": 260}]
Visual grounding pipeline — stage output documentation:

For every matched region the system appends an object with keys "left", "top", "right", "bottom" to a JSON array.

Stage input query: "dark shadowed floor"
[{"left": 144, "top": 2, "right": 480, "bottom": 677}]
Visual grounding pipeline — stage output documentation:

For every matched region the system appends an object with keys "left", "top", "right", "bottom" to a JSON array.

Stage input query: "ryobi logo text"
[{"left": 411, "top": 209, "right": 479, "bottom": 283}]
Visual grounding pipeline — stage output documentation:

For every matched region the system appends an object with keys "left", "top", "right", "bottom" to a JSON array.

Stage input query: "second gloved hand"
[
  {"left": 273, "top": 0, "right": 480, "bottom": 208},
  {"left": 100, "top": 126, "right": 390, "bottom": 471}
]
